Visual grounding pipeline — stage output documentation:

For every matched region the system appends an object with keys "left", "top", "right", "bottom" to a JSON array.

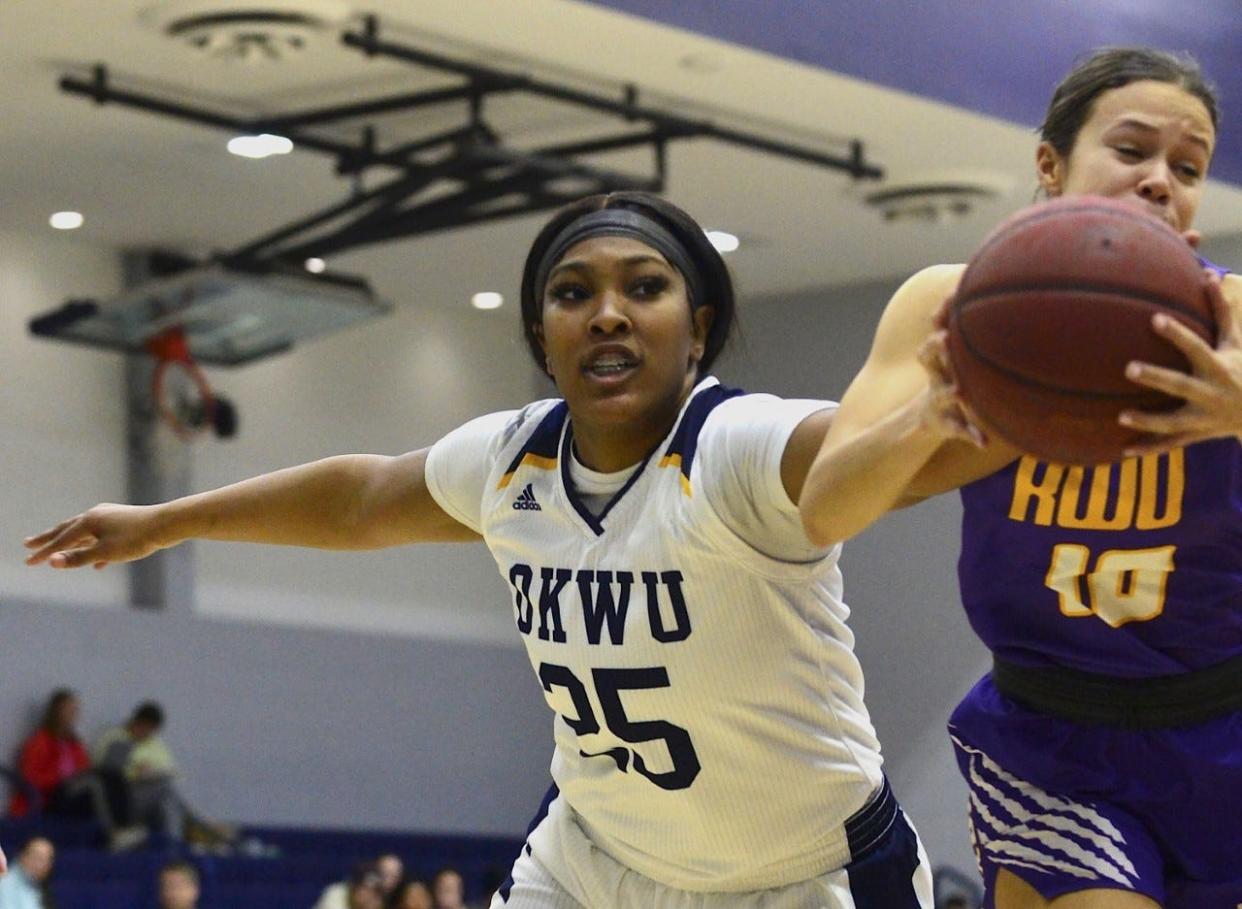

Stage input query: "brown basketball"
[{"left": 946, "top": 195, "right": 1214, "bottom": 465}]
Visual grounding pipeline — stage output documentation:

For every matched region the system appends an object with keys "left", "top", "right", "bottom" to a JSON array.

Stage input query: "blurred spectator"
[
  {"left": 389, "top": 878, "right": 432, "bottom": 909},
  {"left": 9, "top": 690, "right": 143, "bottom": 851},
  {"left": 0, "top": 836, "right": 54, "bottom": 909},
  {"left": 346, "top": 864, "right": 385, "bottom": 909},
  {"left": 374, "top": 854, "right": 403, "bottom": 901},
  {"left": 312, "top": 871, "right": 348, "bottom": 909},
  {"left": 93, "top": 702, "right": 182, "bottom": 840},
  {"left": 316, "top": 860, "right": 384, "bottom": 909},
  {"left": 93, "top": 701, "right": 236, "bottom": 850},
  {"left": 157, "top": 860, "right": 200, "bottom": 909},
  {"left": 431, "top": 868, "right": 464, "bottom": 909}
]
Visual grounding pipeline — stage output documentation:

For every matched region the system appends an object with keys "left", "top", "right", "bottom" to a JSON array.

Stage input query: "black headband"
[{"left": 533, "top": 208, "right": 707, "bottom": 308}]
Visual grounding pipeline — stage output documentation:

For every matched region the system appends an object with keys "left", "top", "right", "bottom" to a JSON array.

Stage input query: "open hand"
[
  {"left": 25, "top": 503, "right": 171, "bottom": 570},
  {"left": 1120, "top": 270, "right": 1242, "bottom": 455}
]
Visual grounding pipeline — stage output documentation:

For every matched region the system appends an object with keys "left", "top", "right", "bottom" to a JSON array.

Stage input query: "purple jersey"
[
  {"left": 958, "top": 260, "right": 1241, "bottom": 677},
  {"left": 951, "top": 257, "right": 1242, "bottom": 907},
  {"left": 959, "top": 439, "right": 1242, "bottom": 676},
  {"left": 1202, "top": 257, "right": 1230, "bottom": 279}
]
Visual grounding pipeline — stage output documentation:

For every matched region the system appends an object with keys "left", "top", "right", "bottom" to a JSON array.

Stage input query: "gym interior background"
[{"left": 2, "top": 0, "right": 1240, "bottom": 889}]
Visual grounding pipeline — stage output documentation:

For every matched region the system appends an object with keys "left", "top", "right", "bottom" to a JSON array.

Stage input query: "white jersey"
[{"left": 425, "top": 377, "right": 885, "bottom": 892}]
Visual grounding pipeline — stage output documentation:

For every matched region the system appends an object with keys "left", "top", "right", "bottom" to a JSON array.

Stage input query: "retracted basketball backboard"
[{"left": 29, "top": 262, "right": 390, "bottom": 367}]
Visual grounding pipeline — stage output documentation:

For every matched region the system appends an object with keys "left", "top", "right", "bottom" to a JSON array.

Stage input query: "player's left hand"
[
  {"left": 0, "top": 843, "right": 7, "bottom": 874},
  {"left": 1120, "top": 269, "right": 1242, "bottom": 454}
]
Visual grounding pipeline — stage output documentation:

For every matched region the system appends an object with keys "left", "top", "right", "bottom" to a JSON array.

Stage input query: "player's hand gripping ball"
[{"left": 946, "top": 195, "right": 1215, "bottom": 464}]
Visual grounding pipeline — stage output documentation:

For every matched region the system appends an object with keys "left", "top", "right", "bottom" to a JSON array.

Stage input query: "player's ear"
[
  {"left": 690, "top": 305, "right": 714, "bottom": 364},
  {"left": 1035, "top": 142, "right": 1066, "bottom": 197},
  {"left": 531, "top": 324, "right": 553, "bottom": 376}
]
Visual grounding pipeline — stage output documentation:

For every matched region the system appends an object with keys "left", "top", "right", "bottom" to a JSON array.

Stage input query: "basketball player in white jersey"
[{"left": 26, "top": 192, "right": 933, "bottom": 908}]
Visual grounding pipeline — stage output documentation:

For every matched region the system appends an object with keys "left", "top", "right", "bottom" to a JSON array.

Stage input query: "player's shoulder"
[
  {"left": 708, "top": 389, "right": 832, "bottom": 424},
  {"left": 698, "top": 390, "right": 835, "bottom": 463},
  {"left": 889, "top": 263, "right": 966, "bottom": 313},
  {"left": 710, "top": 387, "right": 780, "bottom": 416},
  {"left": 867, "top": 263, "right": 966, "bottom": 362},
  {"left": 1222, "top": 270, "right": 1242, "bottom": 302},
  {"left": 665, "top": 383, "right": 786, "bottom": 459},
  {"left": 436, "top": 397, "right": 563, "bottom": 468},
  {"left": 488, "top": 397, "right": 564, "bottom": 447}
]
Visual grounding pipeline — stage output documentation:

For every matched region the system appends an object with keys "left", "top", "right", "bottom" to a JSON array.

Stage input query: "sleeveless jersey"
[
  {"left": 426, "top": 378, "right": 885, "bottom": 891},
  {"left": 958, "top": 258, "right": 1242, "bottom": 677}
]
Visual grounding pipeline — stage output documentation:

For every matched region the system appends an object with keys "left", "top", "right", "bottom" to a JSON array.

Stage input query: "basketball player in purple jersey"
[{"left": 800, "top": 48, "right": 1242, "bottom": 908}]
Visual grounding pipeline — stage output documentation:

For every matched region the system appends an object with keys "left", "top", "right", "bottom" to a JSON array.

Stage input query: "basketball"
[{"left": 946, "top": 195, "right": 1215, "bottom": 464}]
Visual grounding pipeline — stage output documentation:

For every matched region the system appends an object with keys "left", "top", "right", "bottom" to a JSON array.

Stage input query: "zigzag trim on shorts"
[{"left": 951, "top": 733, "right": 1139, "bottom": 888}]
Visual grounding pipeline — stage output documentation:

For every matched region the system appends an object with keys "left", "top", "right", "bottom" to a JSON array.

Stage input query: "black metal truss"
[{"left": 59, "top": 15, "right": 883, "bottom": 270}]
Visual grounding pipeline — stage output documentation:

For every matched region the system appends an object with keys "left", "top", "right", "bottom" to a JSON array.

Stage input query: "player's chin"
[
  {"left": 574, "top": 387, "right": 645, "bottom": 421},
  {"left": 576, "top": 382, "right": 667, "bottom": 428}
]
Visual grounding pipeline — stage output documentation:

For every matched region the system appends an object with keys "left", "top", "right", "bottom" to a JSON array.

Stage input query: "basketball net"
[{"left": 145, "top": 327, "right": 217, "bottom": 441}]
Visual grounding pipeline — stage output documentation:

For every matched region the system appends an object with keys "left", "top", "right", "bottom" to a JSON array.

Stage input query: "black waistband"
[
  {"left": 991, "top": 652, "right": 1242, "bottom": 729},
  {"left": 844, "top": 776, "right": 898, "bottom": 861}
]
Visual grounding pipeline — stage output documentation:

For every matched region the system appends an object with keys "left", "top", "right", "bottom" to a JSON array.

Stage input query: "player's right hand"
[
  {"left": 24, "top": 504, "right": 171, "bottom": 570},
  {"left": 916, "top": 328, "right": 988, "bottom": 449}
]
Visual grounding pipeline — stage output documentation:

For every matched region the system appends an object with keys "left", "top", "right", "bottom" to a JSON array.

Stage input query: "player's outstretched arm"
[
  {"left": 799, "top": 265, "right": 1013, "bottom": 547},
  {"left": 25, "top": 449, "right": 479, "bottom": 570}
]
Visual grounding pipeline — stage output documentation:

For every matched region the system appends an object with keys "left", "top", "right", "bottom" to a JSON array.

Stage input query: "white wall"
[
  {"left": 2, "top": 232, "right": 547, "bottom": 642},
  {"left": 0, "top": 229, "right": 127, "bottom": 608},
  {"left": 189, "top": 289, "right": 545, "bottom": 644},
  {"left": 1202, "top": 230, "right": 1242, "bottom": 271}
]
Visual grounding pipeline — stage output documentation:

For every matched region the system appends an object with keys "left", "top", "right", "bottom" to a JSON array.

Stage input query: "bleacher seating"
[{"left": 0, "top": 816, "right": 521, "bottom": 909}]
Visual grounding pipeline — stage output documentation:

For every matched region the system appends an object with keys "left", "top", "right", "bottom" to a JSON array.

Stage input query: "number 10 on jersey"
[{"left": 1046, "top": 543, "right": 1176, "bottom": 628}]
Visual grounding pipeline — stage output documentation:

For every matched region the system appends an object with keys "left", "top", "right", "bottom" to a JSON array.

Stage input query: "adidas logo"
[{"left": 512, "top": 483, "right": 542, "bottom": 511}]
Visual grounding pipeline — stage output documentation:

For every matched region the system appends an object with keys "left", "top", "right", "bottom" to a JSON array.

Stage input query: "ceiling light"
[
  {"left": 304, "top": 257, "right": 326, "bottom": 273},
  {"left": 227, "top": 133, "right": 293, "bottom": 159},
  {"left": 49, "top": 211, "right": 85, "bottom": 230},
  {"left": 471, "top": 292, "right": 504, "bottom": 310},
  {"left": 706, "top": 230, "right": 739, "bottom": 254}
]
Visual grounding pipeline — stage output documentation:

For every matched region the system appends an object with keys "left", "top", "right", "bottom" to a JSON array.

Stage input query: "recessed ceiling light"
[
  {"left": 471, "top": 292, "right": 504, "bottom": 310},
  {"left": 49, "top": 211, "right": 85, "bottom": 230},
  {"left": 227, "top": 133, "right": 294, "bottom": 159},
  {"left": 706, "top": 230, "right": 739, "bottom": 254},
  {"left": 304, "top": 257, "right": 326, "bottom": 273}
]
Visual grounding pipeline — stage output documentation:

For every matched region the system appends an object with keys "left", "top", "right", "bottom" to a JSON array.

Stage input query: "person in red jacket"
[
  {"left": 10, "top": 689, "right": 143, "bottom": 850},
  {"left": 11, "top": 689, "right": 89, "bottom": 816}
]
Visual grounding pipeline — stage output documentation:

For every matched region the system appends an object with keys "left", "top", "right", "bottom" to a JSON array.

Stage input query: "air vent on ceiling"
[
  {"left": 863, "top": 182, "right": 999, "bottom": 224},
  {"left": 142, "top": 1, "right": 351, "bottom": 63}
]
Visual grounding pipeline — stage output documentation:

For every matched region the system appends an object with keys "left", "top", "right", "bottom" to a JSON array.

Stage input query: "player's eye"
[
  {"left": 1177, "top": 163, "right": 1202, "bottom": 180},
  {"left": 629, "top": 275, "right": 670, "bottom": 299},
  {"left": 548, "top": 282, "right": 591, "bottom": 303},
  {"left": 1114, "top": 146, "right": 1143, "bottom": 160}
]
